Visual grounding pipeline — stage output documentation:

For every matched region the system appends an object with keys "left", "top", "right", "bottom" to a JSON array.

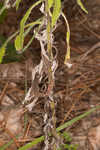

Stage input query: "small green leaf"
[
  {"left": 16, "top": 0, "right": 22, "bottom": 10},
  {"left": 0, "top": 46, "right": 6, "bottom": 63},
  {"left": 52, "top": 0, "right": 61, "bottom": 27},
  {"left": 48, "top": 0, "right": 54, "bottom": 8},
  {"left": 65, "top": 31, "right": 70, "bottom": 60},
  {"left": 61, "top": 12, "right": 70, "bottom": 63},
  {"left": 77, "top": 0, "right": 88, "bottom": 14},
  {"left": 0, "top": 34, "right": 22, "bottom": 63},
  {"left": 14, "top": 35, "right": 22, "bottom": 51},
  {"left": 15, "top": 0, "right": 42, "bottom": 52}
]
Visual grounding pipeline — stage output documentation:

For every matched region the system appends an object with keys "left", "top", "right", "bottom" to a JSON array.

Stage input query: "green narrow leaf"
[
  {"left": 65, "top": 31, "right": 70, "bottom": 60},
  {"left": 0, "top": 46, "right": 6, "bottom": 63},
  {"left": 48, "top": 0, "right": 54, "bottom": 8},
  {"left": 14, "top": 35, "right": 22, "bottom": 51},
  {"left": 52, "top": 0, "right": 61, "bottom": 27},
  {"left": 15, "top": 19, "right": 41, "bottom": 53},
  {"left": 16, "top": 0, "right": 22, "bottom": 10},
  {"left": 0, "top": 134, "right": 20, "bottom": 150},
  {"left": 61, "top": 12, "right": 70, "bottom": 63},
  {"left": 77, "top": 0, "right": 88, "bottom": 14},
  {"left": 15, "top": 0, "right": 42, "bottom": 52},
  {"left": 18, "top": 105, "right": 100, "bottom": 150},
  {"left": 66, "top": 31, "right": 70, "bottom": 43},
  {"left": 18, "top": 136, "right": 44, "bottom": 150}
]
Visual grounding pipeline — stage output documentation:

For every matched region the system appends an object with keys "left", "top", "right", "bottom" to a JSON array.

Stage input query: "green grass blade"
[
  {"left": 18, "top": 105, "right": 100, "bottom": 150},
  {"left": 18, "top": 136, "right": 44, "bottom": 150},
  {"left": 56, "top": 105, "right": 100, "bottom": 132},
  {"left": 77, "top": 0, "right": 88, "bottom": 14}
]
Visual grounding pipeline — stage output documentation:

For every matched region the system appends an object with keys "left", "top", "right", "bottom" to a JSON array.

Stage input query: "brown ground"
[{"left": 0, "top": 0, "right": 100, "bottom": 150}]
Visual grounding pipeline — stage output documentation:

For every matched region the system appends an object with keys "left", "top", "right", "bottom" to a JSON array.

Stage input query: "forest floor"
[{"left": 0, "top": 0, "right": 100, "bottom": 150}]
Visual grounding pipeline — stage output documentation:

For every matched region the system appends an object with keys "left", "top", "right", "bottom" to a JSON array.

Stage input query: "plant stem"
[{"left": 45, "top": 0, "right": 53, "bottom": 59}]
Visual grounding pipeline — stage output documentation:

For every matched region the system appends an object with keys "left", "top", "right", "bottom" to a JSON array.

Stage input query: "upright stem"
[
  {"left": 45, "top": 0, "right": 53, "bottom": 59},
  {"left": 44, "top": 1, "right": 59, "bottom": 150}
]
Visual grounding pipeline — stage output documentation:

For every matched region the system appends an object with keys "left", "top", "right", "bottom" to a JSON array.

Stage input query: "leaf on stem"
[
  {"left": 48, "top": 0, "right": 54, "bottom": 9},
  {"left": 15, "top": 0, "right": 42, "bottom": 52},
  {"left": 77, "top": 0, "right": 88, "bottom": 14},
  {"left": 52, "top": 0, "right": 61, "bottom": 27},
  {"left": 0, "top": 46, "right": 6, "bottom": 63}
]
